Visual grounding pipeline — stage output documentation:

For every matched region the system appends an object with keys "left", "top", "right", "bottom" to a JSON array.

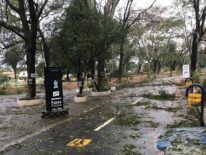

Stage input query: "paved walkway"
[{"left": 2, "top": 76, "right": 204, "bottom": 155}]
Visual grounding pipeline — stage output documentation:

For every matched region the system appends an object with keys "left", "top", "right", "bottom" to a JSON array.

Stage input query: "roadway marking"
[
  {"left": 0, "top": 104, "right": 102, "bottom": 153},
  {"left": 94, "top": 117, "right": 115, "bottom": 131},
  {"left": 67, "top": 138, "right": 92, "bottom": 148},
  {"left": 131, "top": 97, "right": 143, "bottom": 105},
  {"left": 1, "top": 97, "right": 144, "bottom": 152},
  {"left": 94, "top": 97, "right": 143, "bottom": 132}
]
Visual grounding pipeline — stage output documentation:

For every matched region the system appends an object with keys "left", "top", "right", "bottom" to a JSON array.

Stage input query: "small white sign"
[
  {"left": 31, "top": 73, "right": 36, "bottom": 78},
  {"left": 53, "top": 91, "right": 60, "bottom": 97},
  {"left": 183, "top": 64, "right": 190, "bottom": 78}
]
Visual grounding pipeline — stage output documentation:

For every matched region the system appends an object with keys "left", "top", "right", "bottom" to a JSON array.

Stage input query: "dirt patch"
[
  {"left": 63, "top": 81, "right": 78, "bottom": 89},
  {"left": 0, "top": 87, "right": 26, "bottom": 95}
]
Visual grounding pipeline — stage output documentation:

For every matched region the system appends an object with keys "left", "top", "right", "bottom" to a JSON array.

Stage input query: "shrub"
[
  {"left": 192, "top": 71, "right": 201, "bottom": 83},
  {"left": 0, "top": 75, "right": 9, "bottom": 86},
  {"left": 77, "top": 93, "right": 85, "bottom": 97},
  {"left": 110, "top": 70, "right": 119, "bottom": 78},
  {"left": 0, "top": 87, "right": 6, "bottom": 95}
]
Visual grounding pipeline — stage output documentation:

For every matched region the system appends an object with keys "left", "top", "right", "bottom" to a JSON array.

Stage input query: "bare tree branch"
[
  {"left": 37, "top": 0, "right": 48, "bottom": 18},
  {"left": 122, "top": 0, "right": 133, "bottom": 28},
  {"left": 199, "top": 6, "right": 206, "bottom": 40},
  {"left": 128, "top": 0, "right": 157, "bottom": 28},
  {"left": 0, "top": 21, "right": 25, "bottom": 39},
  {"left": 5, "top": 0, "right": 20, "bottom": 13}
]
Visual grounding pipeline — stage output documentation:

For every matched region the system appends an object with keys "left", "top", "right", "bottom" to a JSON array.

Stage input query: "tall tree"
[
  {"left": 176, "top": 0, "right": 206, "bottom": 76},
  {"left": 191, "top": 0, "right": 206, "bottom": 75},
  {"left": 131, "top": 6, "right": 184, "bottom": 77},
  {"left": 38, "top": 0, "right": 70, "bottom": 67},
  {"left": 117, "top": 0, "right": 156, "bottom": 80},
  {"left": 51, "top": 0, "right": 120, "bottom": 91},
  {"left": 0, "top": 0, "right": 48, "bottom": 98},
  {"left": 96, "top": 0, "right": 120, "bottom": 91}
]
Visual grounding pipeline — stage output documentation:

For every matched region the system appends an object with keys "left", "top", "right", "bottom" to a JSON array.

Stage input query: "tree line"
[{"left": 0, "top": 0, "right": 206, "bottom": 98}]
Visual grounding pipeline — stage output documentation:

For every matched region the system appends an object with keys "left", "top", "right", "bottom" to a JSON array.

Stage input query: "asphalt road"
[
  {"left": 2, "top": 95, "right": 138, "bottom": 155},
  {"left": 1, "top": 77, "right": 182, "bottom": 155}
]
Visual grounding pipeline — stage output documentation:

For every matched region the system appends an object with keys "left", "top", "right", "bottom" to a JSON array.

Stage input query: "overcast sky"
[
  {"left": 117, "top": 0, "right": 174, "bottom": 8},
  {"left": 96, "top": 0, "right": 174, "bottom": 14}
]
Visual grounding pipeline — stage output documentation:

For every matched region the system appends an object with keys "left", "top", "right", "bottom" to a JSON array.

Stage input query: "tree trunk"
[
  {"left": 146, "top": 62, "right": 152, "bottom": 78},
  {"left": 77, "top": 74, "right": 83, "bottom": 95},
  {"left": 169, "top": 66, "right": 173, "bottom": 77},
  {"left": 26, "top": 42, "right": 36, "bottom": 98},
  {"left": 86, "top": 0, "right": 96, "bottom": 9},
  {"left": 26, "top": 0, "right": 38, "bottom": 98},
  {"left": 152, "top": 60, "right": 157, "bottom": 78},
  {"left": 118, "top": 38, "right": 124, "bottom": 81},
  {"left": 157, "top": 61, "right": 161, "bottom": 74},
  {"left": 14, "top": 68, "right": 17, "bottom": 80},
  {"left": 78, "top": 58, "right": 81, "bottom": 75},
  {"left": 91, "top": 59, "right": 98, "bottom": 90},
  {"left": 14, "top": 68, "right": 17, "bottom": 87},
  {"left": 77, "top": 58, "right": 83, "bottom": 94},
  {"left": 104, "top": 0, "right": 120, "bottom": 16},
  {"left": 91, "top": 60, "right": 95, "bottom": 79},
  {"left": 66, "top": 70, "right": 70, "bottom": 81},
  {"left": 191, "top": 32, "right": 198, "bottom": 76},
  {"left": 39, "top": 29, "right": 50, "bottom": 66},
  {"left": 97, "top": 57, "right": 106, "bottom": 91},
  {"left": 137, "top": 63, "right": 142, "bottom": 74}
]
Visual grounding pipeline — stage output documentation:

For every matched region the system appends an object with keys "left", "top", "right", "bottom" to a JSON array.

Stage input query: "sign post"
[
  {"left": 183, "top": 64, "right": 190, "bottom": 78},
  {"left": 42, "top": 67, "right": 68, "bottom": 118}
]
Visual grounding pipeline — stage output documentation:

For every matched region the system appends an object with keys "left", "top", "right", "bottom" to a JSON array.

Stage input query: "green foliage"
[
  {"left": 0, "top": 74, "right": 9, "bottom": 85},
  {"left": 122, "top": 144, "right": 140, "bottom": 155},
  {"left": 111, "top": 70, "right": 119, "bottom": 78},
  {"left": 0, "top": 89, "right": 6, "bottom": 95},
  {"left": 198, "top": 51, "right": 206, "bottom": 68},
  {"left": 142, "top": 90, "right": 176, "bottom": 101},
  {"left": 132, "top": 7, "right": 185, "bottom": 75},
  {"left": 192, "top": 71, "right": 201, "bottom": 83},
  {"left": 100, "top": 85, "right": 110, "bottom": 91},
  {"left": 87, "top": 81, "right": 99, "bottom": 91},
  {"left": 116, "top": 112, "right": 140, "bottom": 126},
  {"left": 171, "top": 137, "right": 182, "bottom": 147},
  {"left": 3, "top": 46, "right": 23, "bottom": 73},
  {"left": 77, "top": 92, "right": 85, "bottom": 97},
  {"left": 116, "top": 80, "right": 134, "bottom": 90},
  {"left": 50, "top": 0, "right": 120, "bottom": 73},
  {"left": 87, "top": 81, "right": 93, "bottom": 88},
  {"left": 36, "top": 62, "right": 45, "bottom": 77}
]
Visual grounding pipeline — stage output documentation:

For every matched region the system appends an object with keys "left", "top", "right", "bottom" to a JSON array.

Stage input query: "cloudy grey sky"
[
  {"left": 117, "top": 0, "right": 173, "bottom": 8},
  {"left": 96, "top": 0, "right": 174, "bottom": 14}
]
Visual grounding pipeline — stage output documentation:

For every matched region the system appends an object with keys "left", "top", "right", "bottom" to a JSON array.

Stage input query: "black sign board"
[{"left": 44, "top": 67, "right": 64, "bottom": 112}]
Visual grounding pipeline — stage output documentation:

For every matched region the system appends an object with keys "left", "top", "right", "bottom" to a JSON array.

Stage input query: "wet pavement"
[
  {"left": 1, "top": 76, "right": 206, "bottom": 155},
  {"left": 157, "top": 128, "right": 206, "bottom": 154}
]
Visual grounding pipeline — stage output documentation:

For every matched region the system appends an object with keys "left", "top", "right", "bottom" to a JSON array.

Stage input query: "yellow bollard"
[{"left": 188, "top": 93, "right": 202, "bottom": 106}]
